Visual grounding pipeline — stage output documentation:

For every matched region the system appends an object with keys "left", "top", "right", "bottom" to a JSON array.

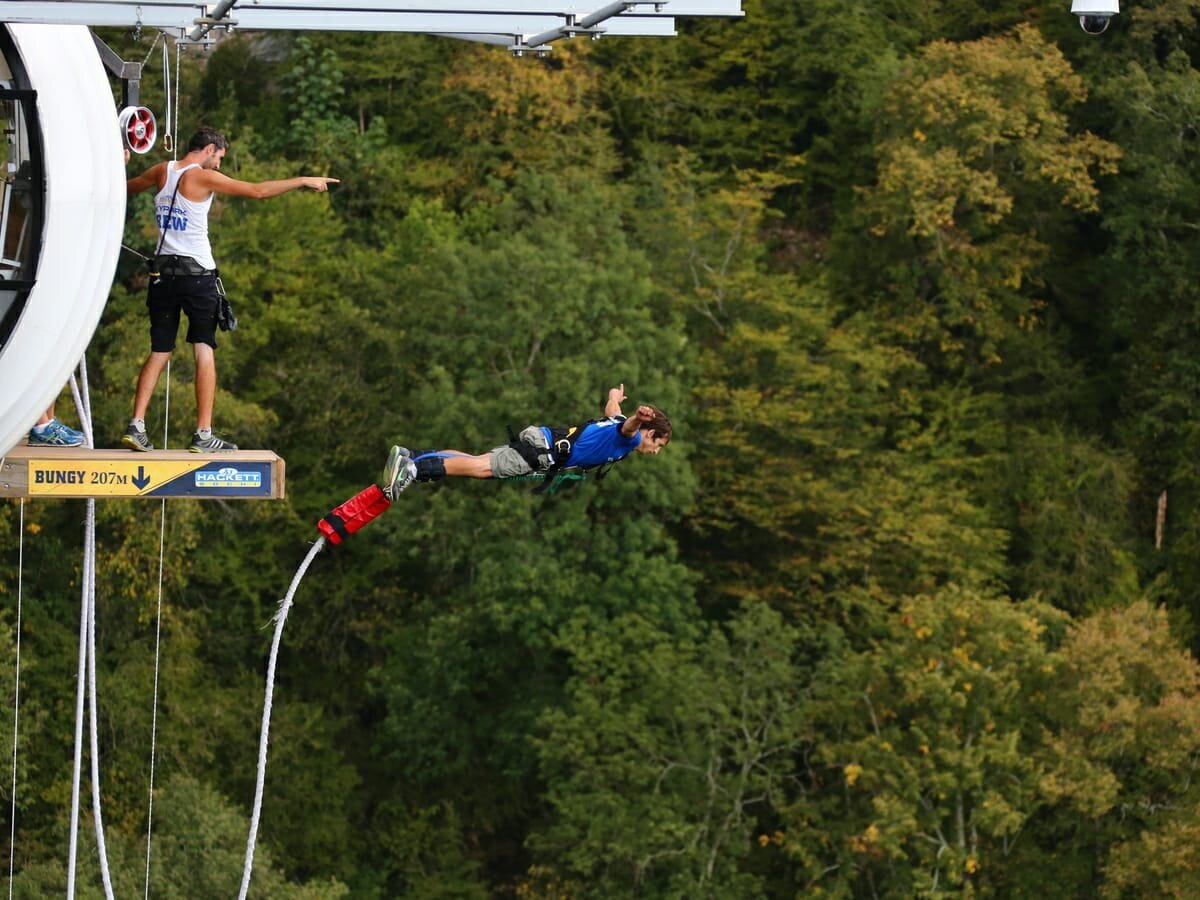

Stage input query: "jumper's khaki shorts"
[{"left": 489, "top": 425, "right": 552, "bottom": 477}]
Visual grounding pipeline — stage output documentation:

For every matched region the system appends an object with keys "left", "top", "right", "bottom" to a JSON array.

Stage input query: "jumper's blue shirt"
[{"left": 542, "top": 416, "right": 640, "bottom": 468}]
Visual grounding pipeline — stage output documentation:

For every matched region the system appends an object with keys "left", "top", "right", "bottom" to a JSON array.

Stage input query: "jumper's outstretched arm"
[{"left": 604, "top": 384, "right": 626, "bottom": 418}]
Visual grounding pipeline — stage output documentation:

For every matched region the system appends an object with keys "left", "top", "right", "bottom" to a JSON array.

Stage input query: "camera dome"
[{"left": 1078, "top": 13, "right": 1112, "bottom": 34}]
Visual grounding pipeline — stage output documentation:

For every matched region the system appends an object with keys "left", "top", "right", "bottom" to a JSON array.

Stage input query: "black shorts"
[{"left": 147, "top": 273, "right": 220, "bottom": 351}]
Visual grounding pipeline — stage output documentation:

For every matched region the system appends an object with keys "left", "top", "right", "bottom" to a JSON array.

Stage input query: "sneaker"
[
  {"left": 121, "top": 424, "right": 154, "bottom": 452},
  {"left": 189, "top": 432, "right": 238, "bottom": 453},
  {"left": 381, "top": 445, "right": 417, "bottom": 500},
  {"left": 29, "top": 418, "right": 85, "bottom": 447}
]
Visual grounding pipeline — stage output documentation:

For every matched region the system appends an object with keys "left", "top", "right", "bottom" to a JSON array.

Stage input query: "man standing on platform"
[{"left": 122, "top": 127, "right": 337, "bottom": 452}]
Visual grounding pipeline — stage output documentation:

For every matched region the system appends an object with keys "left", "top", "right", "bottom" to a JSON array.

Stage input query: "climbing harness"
[
  {"left": 503, "top": 420, "right": 620, "bottom": 495},
  {"left": 501, "top": 470, "right": 588, "bottom": 495}
]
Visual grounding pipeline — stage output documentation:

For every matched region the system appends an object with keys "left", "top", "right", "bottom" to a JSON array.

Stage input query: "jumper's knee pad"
[
  {"left": 318, "top": 483, "right": 391, "bottom": 545},
  {"left": 415, "top": 454, "right": 446, "bottom": 482}
]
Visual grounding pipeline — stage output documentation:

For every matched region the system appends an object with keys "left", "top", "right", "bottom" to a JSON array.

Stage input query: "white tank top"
[{"left": 154, "top": 161, "right": 216, "bottom": 270}]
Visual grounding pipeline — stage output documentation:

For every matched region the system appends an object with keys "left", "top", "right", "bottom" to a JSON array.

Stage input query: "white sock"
[
  {"left": 130, "top": 418, "right": 146, "bottom": 433},
  {"left": 197, "top": 428, "right": 212, "bottom": 440},
  {"left": 32, "top": 420, "right": 51, "bottom": 434}
]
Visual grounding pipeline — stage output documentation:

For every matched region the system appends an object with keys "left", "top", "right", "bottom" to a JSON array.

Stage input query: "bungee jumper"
[{"left": 317, "top": 384, "right": 672, "bottom": 545}]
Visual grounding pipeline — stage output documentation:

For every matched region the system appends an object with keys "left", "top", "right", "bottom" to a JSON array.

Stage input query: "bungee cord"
[{"left": 237, "top": 537, "right": 326, "bottom": 900}]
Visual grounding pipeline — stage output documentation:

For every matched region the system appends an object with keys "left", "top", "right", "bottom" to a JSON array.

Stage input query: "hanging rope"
[
  {"left": 84, "top": 501, "right": 115, "bottom": 900},
  {"left": 161, "top": 40, "right": 174, "bottom": 155},
  {"left": 138, "top": 30, "right": 162, "bottom": 69},
  {"left": 172, "top": 39, "right": 181, "bottom": 160},
  {"left": 237, "top": 537, "right": 326, "bottom": 900},
  {"left": 143, "top": 243, "right": 175, "bottom": 896},
  {"left": 66, "top": 502, "right": 89, "bottom": 900},
  {"left": 142, "top": 497, "right": 168, "bottom": 900},
  {"left": 7, "top": 500, "right": 24, "bottom": 900},
  {"left": 138, "top": 319, "right": 174, "bottom": 893},
  {"left": 161, "top": 361, "right": 171, "bottom": 450},
  {"left": 64, "top": 356, "right": 115, "bottom": 900}
]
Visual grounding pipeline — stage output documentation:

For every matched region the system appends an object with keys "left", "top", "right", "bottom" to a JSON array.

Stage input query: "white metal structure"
[
  {"left": 0, "top": 25, "right": 124, "bottom": 459},
  {"left": 2, "top": 1, "right": 744, "bottom": 51}
]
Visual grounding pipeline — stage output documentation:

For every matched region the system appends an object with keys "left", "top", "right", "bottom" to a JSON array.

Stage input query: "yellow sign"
[
  {"left": 30, "top": 458, "right": 226, "bottom": 497},
  {"left": 0, "top": 446, "right": 282, "bottom": 501}
]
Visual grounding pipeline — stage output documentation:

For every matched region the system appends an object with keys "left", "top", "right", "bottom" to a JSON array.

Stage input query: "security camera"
[{"left": 1071, "top": 0, "right": 1119, "bottom": 35}]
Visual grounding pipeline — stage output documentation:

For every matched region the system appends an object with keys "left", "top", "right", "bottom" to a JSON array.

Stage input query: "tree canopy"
[{"left": 5, "top": 7, "right": 1200, "bottom": 895}]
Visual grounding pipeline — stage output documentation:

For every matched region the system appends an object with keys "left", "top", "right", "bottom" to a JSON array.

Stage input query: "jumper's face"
[{"left": 636, "top": 430, "right": 669, "bottom": 455}]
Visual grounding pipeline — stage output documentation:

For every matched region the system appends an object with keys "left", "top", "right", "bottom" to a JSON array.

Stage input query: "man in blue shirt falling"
[
  {"left": 316, "top": 385, "right": 671, "bottom": 546},
  {"left": 387, "top": 383, "right": 671, "bottom": 491}
]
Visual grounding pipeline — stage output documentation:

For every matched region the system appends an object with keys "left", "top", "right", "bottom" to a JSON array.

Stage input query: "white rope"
[
  {"left": 68, "top": 362, "right": 93, "bottom": 451},
  {"left": 162, "top": 360, "right": 171, "bottom": 450},
  {"left": 173, "top": 40, "right": 181, "bottom": 161},
  {"left": 66, "top": 506, "right": 89, "bottom": 899},
  {"left": 237, "top": 537, "right": 326, "bottom": 900},
  {"left": 77, "top": 358, "right": 93, "bottom": 446},
  {"left": 84, "top": 501, "right": 115, "bottom": 900},
  {"left": 65, "top": 356, "right": 115, "bottom": 900},
  {"left": 162, "top": 41, "right": 174, "bottom": 158},
  {"left": 143, "top": 297, "right": 174, "bottom": 896},
  {"left": 142, "top": 499, "right": 167, "bottom": 900},
  {"left": 139, "top": 30, "right": 163, "bottom": 69},
  {"left": 7, "top": 500, "right": 24, "bottom": 900}
]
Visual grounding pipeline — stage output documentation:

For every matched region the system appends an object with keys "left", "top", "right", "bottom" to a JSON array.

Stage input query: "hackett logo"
[{"left": 195, "top": 467, "right": 262, "bottom": 488}]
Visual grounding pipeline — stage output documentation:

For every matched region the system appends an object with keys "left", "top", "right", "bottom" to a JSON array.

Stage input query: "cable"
[
  {"left": 66, "top": 506, "right": 89, "bottom": 900},
  {"left": 138, "top": 31, "right": 163, "bottom": 69},
  {"left": 84, "top": 501, "right": 115, "bottom": 900},
  {"left": 7, "top": 500, "right": 24, "bottom": 900},
  {"left": 162, "top": 360, "right": 171, "bottom": 450},
  {"left": 143, "top": 499, "right": 167, "bottom": 899},
  {"left": 65, "top": 356, "right": 115, "bottom": 899},
  {"left": 173, "top": 40, "right": 181, "bottom": 160},
  {"left": 238, "top": 538, "right": 326, "bottom": 900}
]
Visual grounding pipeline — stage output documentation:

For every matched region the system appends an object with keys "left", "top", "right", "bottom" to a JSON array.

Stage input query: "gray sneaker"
[
  {"left": 189, "top": 432, "right": 238, "bottom": 453},
  {"left": 122, "top": 424, "right": 154, "bottom": 452},
  {"left": 381, "top": 445, "right": 417, "bottom": 500}
]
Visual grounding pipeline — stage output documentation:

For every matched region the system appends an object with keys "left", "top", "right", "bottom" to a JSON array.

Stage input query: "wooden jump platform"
[{"left": 0, "top": 444, "right": 285, "bottom": 500}]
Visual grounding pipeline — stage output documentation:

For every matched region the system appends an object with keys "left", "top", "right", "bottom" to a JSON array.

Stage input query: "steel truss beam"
[{"left": 0, "top": 1, "right": 743, "bottom": 52}]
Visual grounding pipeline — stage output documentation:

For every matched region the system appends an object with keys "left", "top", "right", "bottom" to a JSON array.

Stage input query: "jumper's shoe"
[
  {"left": 121, "top": 424, "right": 154, "bottom": 452},
  {"left": 381, "top": 445, "right": 417, "bottom": 500},
  {"left": 189, "top": 432, "right": 238, "bottom": 453},
  {"left": 28, "top": 418, "right": 85, "bottom": 447}
]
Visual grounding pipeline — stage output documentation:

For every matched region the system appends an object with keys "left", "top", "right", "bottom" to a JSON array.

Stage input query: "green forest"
[{"left": 9, "top": 0, "right": 1200, "bottom": 895}]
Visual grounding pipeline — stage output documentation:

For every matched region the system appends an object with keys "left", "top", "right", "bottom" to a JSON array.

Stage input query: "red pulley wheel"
[{"left": 118, "top": 106, "right": 157, "bottom": 154}]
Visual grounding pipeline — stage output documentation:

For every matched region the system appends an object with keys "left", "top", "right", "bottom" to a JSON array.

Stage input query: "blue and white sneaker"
[
  {"left": 28, "top": 418, "right": 85, "bottom": 447},
  {"left": 380, "top": 445, "right": 417, "bottom": 500}
]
